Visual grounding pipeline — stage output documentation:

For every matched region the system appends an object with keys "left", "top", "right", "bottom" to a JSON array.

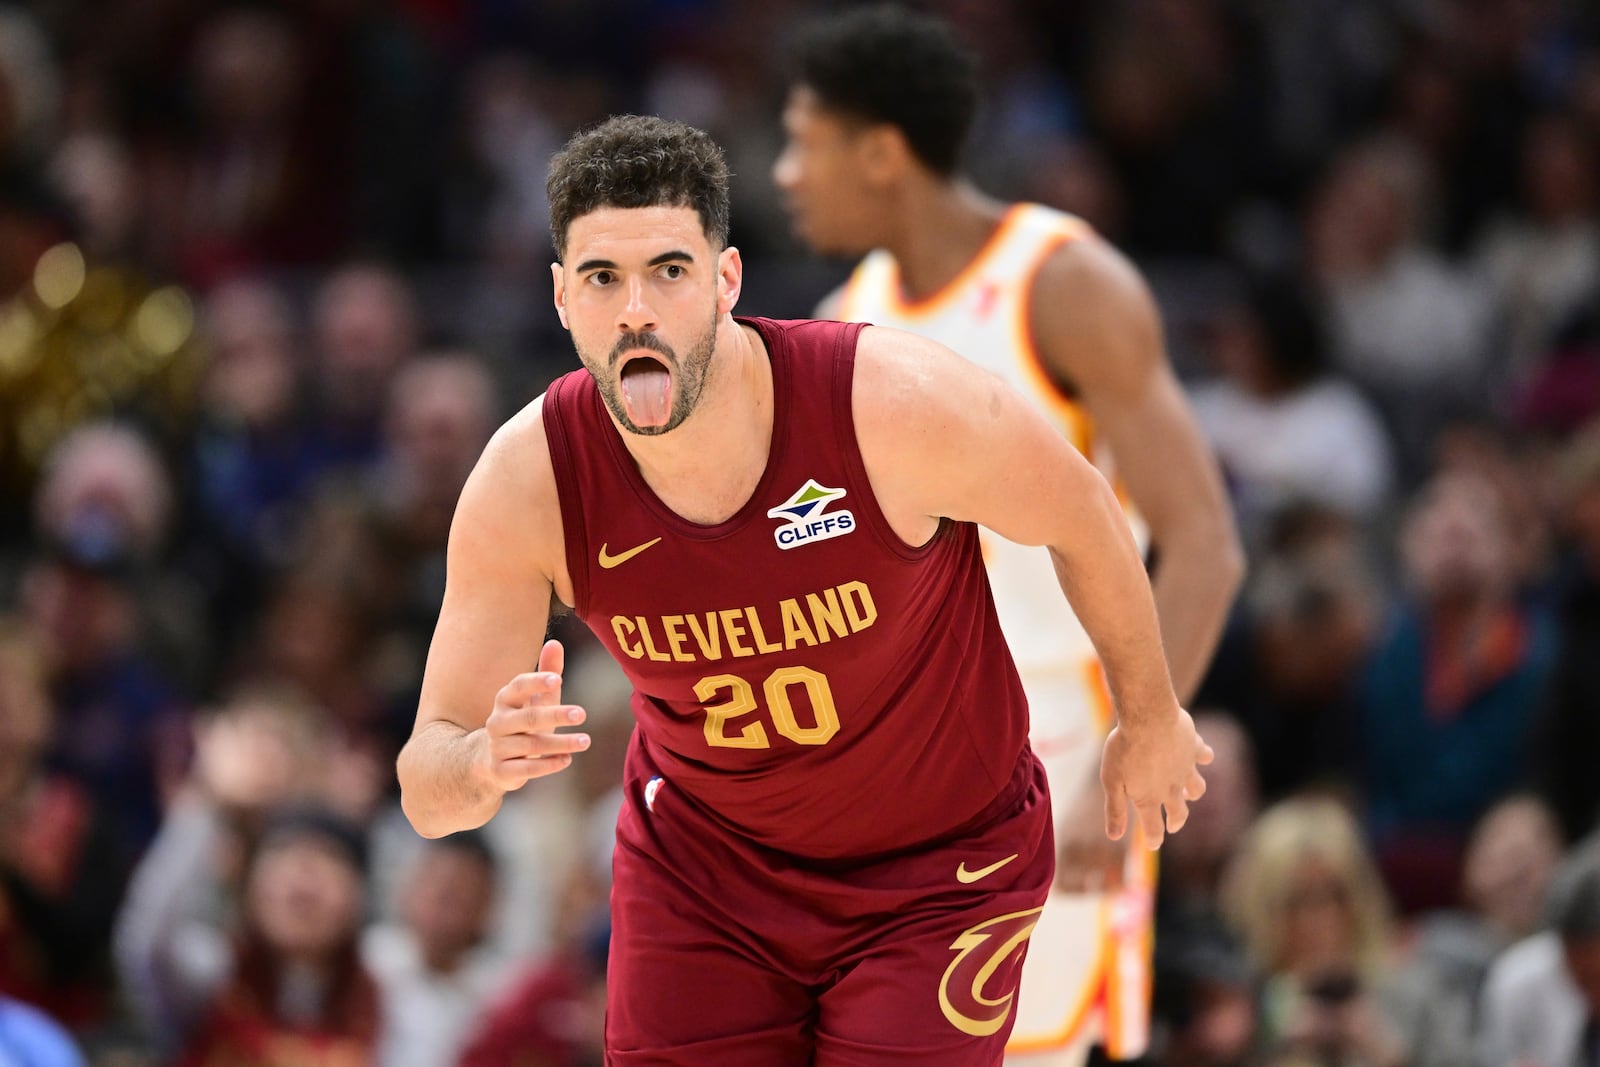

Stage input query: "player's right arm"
[{"left": 396, "top": 399, "right": 589, "bottom": 839}]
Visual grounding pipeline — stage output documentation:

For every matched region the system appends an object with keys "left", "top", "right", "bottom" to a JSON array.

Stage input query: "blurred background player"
[{"left": 774, "top": 7, "right": 1243, "bottom": 1065}]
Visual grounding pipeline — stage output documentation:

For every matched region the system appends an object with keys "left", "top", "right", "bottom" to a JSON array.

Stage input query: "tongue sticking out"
[{"left": 620, "top": 357, "right": 673, "bottom": 428}]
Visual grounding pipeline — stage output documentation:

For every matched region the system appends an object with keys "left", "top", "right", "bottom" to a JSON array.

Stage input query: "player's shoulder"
[
  {"left": 852, "top": 323, "right": 998, "bottom": 416},
  {"left": 461, "top": 392, "right": 561, "bottom": 520},
  {"left": 1030, "top": 216, "right": 1146, "bottom": 306}
]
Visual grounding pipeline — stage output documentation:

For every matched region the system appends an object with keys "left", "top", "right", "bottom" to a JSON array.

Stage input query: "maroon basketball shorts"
[{"left": 606, "top": 748, "right": 1055, "bottom": 1066}]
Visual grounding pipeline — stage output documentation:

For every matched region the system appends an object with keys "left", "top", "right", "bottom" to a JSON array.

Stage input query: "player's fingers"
[
  {"left": 495, "top": 671, "right": 562, "bottom": 709},
  {"left": 490, "top": 701, "right": 586, "bottom": 737},
  {"left": 1185, "top": 769, "right": 1208, "bottom": 801},
  {"left": 491, "top": 728, "right": 591, "bottom": 760},
  {"left": 538, "top": 639, "right": 565, "bottom": 678},
  {"left": 1135, "top": 800, "right": 1165, "bottom": 850},
  {"left": 1164, "top": 788, "right": 1191, "bottom": 835},
  {"left": 1104, "top": 783, "right": 1129, "bottom": 841},
  {"left": 495, "top": 754, "right": 573, "bottom": 788},
  {"left": 1195, "top": 740, "right": 1216, "bottom": 765}
]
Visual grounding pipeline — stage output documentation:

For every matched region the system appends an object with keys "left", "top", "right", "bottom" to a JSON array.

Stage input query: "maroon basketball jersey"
[{"left": 543, "top": 317, "right": 1030, "bottom": 860}]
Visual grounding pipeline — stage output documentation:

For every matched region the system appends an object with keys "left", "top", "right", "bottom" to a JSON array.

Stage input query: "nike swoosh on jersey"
[
  {"left": 598, "top": 537, "right": 663, "bottom": 569},
  {"left": 956, "top": 854, "right": 1019, "bottom": 884}
]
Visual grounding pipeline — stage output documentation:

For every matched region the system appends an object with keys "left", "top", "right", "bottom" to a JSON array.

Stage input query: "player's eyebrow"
[{"left": 574, "top": 250, "right": 695, "bottom": 274}]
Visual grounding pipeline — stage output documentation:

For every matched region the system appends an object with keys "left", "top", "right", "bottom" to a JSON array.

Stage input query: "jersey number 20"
[{"left": 694, "top": 666, "right": 840, "bottom": 748}]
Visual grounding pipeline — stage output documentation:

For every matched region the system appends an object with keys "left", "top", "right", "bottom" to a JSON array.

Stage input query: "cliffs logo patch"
[{"left": 767, "top": 479, "right": 856, "bottom": 550}]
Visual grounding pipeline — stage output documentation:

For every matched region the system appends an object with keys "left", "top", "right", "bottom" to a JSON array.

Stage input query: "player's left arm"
[
  {"left": 854, "top": 327, "right": 1210, "bottom": 847},
  {"left": 1030, "top": 237, "right": 1243, "bottom": 704}
]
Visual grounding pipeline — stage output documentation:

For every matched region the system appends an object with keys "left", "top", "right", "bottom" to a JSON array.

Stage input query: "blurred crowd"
[{"left": 2, "top": 0, "right": 1600, "bottom": 1065}]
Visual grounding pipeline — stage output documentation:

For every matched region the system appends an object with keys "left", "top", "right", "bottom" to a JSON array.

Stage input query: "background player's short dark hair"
[
  {"left": 546, "top": 114, "right": 731, "bottom": 262},
  {"left": 789, "top": 4, "right": 979, "bottom": 176}
]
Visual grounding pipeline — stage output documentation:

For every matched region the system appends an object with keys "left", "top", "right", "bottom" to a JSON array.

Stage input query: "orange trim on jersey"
[
  {"left": 882, "top": 204, "right": 1031, "bottom": 320},
  {"left": 1004, "top": 899, "right": 1114, "bottom": 1054}
]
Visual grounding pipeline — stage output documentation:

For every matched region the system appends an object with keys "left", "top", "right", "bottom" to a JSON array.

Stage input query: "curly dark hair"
[
  {"left": 789, "top": 4, "right": 979, "bottom": 176},
  {"left": 546, "top": 114, "right": 731, "bottom": 262}
]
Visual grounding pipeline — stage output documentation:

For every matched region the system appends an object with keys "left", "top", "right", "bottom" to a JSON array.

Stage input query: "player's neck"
[
  {"left": 885, "top": 182, "right": 1010, "bottom": 302},
  {"left": 618, "top": 318, "right": 775, "bottom": 525}
]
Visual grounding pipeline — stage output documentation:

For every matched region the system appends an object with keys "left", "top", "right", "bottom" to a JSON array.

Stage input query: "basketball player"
[
  {"left": 398, "top": 115, "right": 1212, "bottom": 1066},
  {"left": 774, "top": 9, "right": 1243, "bottom": 1064}
]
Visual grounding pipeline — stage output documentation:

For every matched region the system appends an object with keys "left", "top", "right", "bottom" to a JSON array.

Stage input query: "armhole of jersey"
[
  {"left": 1017, "top": 229, "right": 1087, "bottom": 408},
  {"left": 831, "top": 322, "right": 945, "bottom": 562},
  {"left": 540, "top": 376, "right": 593, "bottom": 618}
]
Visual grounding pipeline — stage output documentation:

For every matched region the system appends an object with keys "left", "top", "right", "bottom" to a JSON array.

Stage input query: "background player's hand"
[
  {"left": 1056, "top": 762, "right": 1129, "bottom": 893},
  {"left": 477, "top": 639, "right": 589, "bottom": 793},
  {"left": 1100, "top": 707, "right": 1211, "bottom": 850}
]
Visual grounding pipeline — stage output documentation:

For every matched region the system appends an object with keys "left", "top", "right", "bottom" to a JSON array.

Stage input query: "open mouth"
[{"left": 619, "top": 354, "right": 673, "bottom": 428}]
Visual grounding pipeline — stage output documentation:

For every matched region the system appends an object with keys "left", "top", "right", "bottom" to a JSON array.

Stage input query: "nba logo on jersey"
[
  {"left": 767, "top": 479, "right": 856, "bottom": 550},
  {"left": 644, "top": 776, "right": 664, "bottom": 812}
]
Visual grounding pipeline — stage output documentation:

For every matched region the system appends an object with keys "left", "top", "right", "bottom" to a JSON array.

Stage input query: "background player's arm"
[
  {"left": 397, "top": 404, "right": 587, "bottom": 839},
  {"left": 854, "top": 328, "right": 1210, "bottom": 845},
  {"left": 1031, "top": 238, "right": 1243, "bottom": 703}
]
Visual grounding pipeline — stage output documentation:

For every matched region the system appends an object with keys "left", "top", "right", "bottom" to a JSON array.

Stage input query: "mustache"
[{"left": 609, "top": 332, "right": 677, "bottom": 368}]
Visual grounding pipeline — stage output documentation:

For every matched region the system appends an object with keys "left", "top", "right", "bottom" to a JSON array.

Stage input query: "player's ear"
[
  {"left": 551, "top": 262, "right": 570, "bottom": 330},
  {"left": 859, "top": 124, "right": 912, "bottom": 186},
  {"left": 716, "top": 246, "right": 743, "bottom": 315}
]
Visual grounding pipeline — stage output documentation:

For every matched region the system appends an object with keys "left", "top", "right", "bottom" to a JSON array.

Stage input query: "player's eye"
[
  {"left": 661, "top": 264, "right": 685, "bottom": 280},
  {"left": 589, "top": 270, "right": 614, "bottom": 286}
]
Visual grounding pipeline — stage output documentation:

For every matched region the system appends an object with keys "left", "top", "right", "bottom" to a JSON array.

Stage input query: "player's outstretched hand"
[
  {"left": 478, "top": 639, "right": 590, "bottom": 793},
  {"left": 1100, "top": 707, "right": 1212, "bottom": 850}
]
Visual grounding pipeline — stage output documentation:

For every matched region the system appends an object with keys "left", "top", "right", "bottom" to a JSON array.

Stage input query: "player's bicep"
[{"left": 413, "top": 436, "right": 558, "bottom": 737}]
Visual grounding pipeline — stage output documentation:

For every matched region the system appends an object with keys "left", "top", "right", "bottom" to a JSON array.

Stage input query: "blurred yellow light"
[
  {"left": 133, "top": 287, "right": 195, "bottom": 358},
  {"left": 0, "top": 303, "right": 39, "bottom": 376},
  {"left": 34, "top": 243, "right": 85, "bottom": 310}
]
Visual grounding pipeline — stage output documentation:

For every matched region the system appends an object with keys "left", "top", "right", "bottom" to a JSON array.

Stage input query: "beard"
[{"left": 582, "top": 307, "right": 719, "bottom": 436}]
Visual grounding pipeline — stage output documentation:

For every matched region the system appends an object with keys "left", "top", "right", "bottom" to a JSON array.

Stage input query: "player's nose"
[
  {"left": 614, "top": 277, "right": 658, "bottom": 334},
  {"left": 772, "top": 147, "right": 799, "bottom": 192}
]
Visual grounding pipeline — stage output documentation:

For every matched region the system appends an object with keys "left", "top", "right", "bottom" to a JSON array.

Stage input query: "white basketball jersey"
[{"left": 838, "top": 203, "right": 1148, "bottom": 679}]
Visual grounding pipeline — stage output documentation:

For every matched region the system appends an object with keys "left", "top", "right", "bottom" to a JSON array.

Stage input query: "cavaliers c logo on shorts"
[{"left": 937, "top": 906, "right": 1044, "bottom": 1036}]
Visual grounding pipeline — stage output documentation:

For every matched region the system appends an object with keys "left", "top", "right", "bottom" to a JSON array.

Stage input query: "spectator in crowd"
[
  {"left": 1478, "top": 841, "right": 1600, "bottom": 1067},
  {"left": 455, "top": 909, "right": 608, "bottom": 1067},
  {"left": 1305, "top": 136, "right": 1494, "bottom": 476},
  {"left": 1190, "top": 276, "right": 1395, "bottom": 547},
  {"left": 0, "top": 620, "right": 126, "bottom": 1030},
  {"left": 112, "top": 684, "right": 370, "bottom": 1059},
  {"left": 1197, "top": 509, "right": 1379, "bottom": 802},
  {"left": 187, "top": 278, "right": 319, "bottom": 579},
  {"left": 1220, "top": 796, "right": 1446, "bottom": 1067},
  {"left": 366, "top": 352, "right": 501, "bottom": 695},
  {"left": 362, "top": 833, "right": 511, "bottom": 1067},
  {"left": 1533, "top": 420, "right": 1600, "bottom": 842},
  {"left": 1387, "top": 794, "right": 1565, "bottom": 1067},
  {"left": 306, "top": 263, "right": 422, "bottom": 476},
  {"left": 1360, "top": 465, "right": 1559, "bottom": 911},
  {"left": 1474, "top": 112, "right": 1600, "bottom": 379},
  {"left": 19, "top": 426, "right": 192, "bottom": 855}
]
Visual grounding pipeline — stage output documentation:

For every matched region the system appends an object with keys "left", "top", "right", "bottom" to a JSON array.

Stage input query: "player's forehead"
[{"left": 564, "top": 204, "right": 711, "bottom": 266}]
